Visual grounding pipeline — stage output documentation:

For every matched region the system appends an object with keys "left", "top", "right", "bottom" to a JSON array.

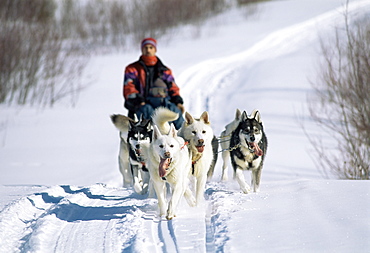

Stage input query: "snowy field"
[{"left": 1, "top": 0, "right": 370, "bottom": 252}]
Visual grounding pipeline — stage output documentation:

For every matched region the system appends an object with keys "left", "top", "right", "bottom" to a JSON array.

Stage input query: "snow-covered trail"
[
  {"left": 0, "top": 185, "right": 147, "bottom": 252},
  {"left": 1, "top": 180, "right": 369, "bottom": 252},
  {"left": 0, "top": 184, "right": 211, "bottom": 252}
]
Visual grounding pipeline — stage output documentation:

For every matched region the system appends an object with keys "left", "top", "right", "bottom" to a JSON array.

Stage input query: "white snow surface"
[{"left": 1, "top": 0, "right": 370, "bottom": 252}]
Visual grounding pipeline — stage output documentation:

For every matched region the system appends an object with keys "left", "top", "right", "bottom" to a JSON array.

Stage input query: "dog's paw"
[
  {"left": 241, "top": 187, "right": 251, "bottom": 194},
  {"left": 158, "top": 212, "right": 166, "bottom": 220},
  {"left": 166, "top": 213, "right": 176, "bottom": 220},
  {"left": 187, "top": 198, "right": 196, "bottom": 207},
  {"left": 133, "top": 183, "right": 143, "bottom": 194},
  {"left": 141, "top": 183, "right": 149, "bottom": 194}
]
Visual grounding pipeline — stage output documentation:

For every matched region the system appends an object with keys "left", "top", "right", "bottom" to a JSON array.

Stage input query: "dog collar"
[{"left": 192, "top": 153, "right": 202, "bottom": 164}]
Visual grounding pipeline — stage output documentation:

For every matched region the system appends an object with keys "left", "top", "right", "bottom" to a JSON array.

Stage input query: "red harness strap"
[{"left": 180, "top": 141, "right": 189, "bottom": 150}]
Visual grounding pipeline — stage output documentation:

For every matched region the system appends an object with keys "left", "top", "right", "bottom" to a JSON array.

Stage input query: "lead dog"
[
  {"left": 221, "top": 109, "right": 268, "bottom": 193},
  {"left": 147, "top": 111, "right": 195, "bottom": 219}
]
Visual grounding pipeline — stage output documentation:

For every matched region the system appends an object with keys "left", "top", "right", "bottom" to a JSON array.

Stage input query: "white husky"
[
  {"left": 177, "top": 111, "right": 215, "bottom": 204},
  {"left": 148, "top": 109, "right": 195, "bottom": 219}
]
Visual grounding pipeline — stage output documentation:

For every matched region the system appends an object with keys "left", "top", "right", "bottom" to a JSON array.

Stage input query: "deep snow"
[{"left": 1, "top": 0, "right": 370, "bottom": 252}]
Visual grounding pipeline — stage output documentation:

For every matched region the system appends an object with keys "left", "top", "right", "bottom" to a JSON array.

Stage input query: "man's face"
[{"left": 142, "top": 44, "right": 156, "bottom": 56}]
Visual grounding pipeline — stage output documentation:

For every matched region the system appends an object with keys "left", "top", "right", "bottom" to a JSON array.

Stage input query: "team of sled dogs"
[{"left": 111, "top": 107, "right": 267, "bottom": 220}]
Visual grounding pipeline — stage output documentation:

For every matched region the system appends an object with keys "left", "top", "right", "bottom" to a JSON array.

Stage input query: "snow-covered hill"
[{"left": 1, "top": 0, "right": 370, "bottom": 252}]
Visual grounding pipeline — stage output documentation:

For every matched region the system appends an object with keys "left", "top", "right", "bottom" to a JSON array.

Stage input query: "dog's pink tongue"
[
  {"left": 196, "top": 146, "right": 205, "bottom": 153},
  {"left": 159, "top": 158, "right": 171, "bottom": 177},
  {"left": 250, "top": 142, "right": 263, "bottom": 156}
]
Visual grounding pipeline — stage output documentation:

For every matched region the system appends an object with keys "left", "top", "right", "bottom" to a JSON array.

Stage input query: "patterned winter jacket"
[{"left": 123, "top": 56, "right": 183, "bottom": 110}]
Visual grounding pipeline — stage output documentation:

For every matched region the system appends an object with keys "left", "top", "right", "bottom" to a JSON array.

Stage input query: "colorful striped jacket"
[{"left": 123, "top": 56, "right": 182, "bottom": 102}]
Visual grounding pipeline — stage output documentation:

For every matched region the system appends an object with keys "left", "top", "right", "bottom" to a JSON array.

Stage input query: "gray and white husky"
[
  {"left": 147, "top": 109, "right": 196, "bottom": 219},
  {"left": 221, "top": 109, "right": 268, "bottom": 193},
  {"left": 111, "top": 114, "right": 152, "bottom": 194}
]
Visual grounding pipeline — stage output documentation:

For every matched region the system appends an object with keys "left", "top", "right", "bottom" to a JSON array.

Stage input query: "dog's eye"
[
  {"left": 159, "top": 145, "right": 164, "bottom": 148},
  {"left": 192, "top": 131, "right": 196, "bottom": 135},
  {"left": 202, "top": 130, "right": 206, "bottom": 134},
  {"left": 170, "top": 145, "right": 174, "bottom": 148}
]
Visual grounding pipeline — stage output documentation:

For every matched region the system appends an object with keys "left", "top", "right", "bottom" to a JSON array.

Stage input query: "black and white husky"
[
  {"left": 127, "top": 118, "right": 152, "bottom": 194},
  {"left": 111, "top": 114, "right": 152, "bottom": 194},
  {"left": 221, "top": 109, "right": 268, "bottom": 193}
]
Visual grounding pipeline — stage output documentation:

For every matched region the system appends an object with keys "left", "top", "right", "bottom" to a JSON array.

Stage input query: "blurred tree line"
[{"left": 0, "top": 0, "right": 237, "bottom": 107}]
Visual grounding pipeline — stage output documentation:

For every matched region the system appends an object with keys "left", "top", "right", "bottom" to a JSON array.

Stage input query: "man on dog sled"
[{"left": 123, "top": 38, "right": 185, "bottom": 129}]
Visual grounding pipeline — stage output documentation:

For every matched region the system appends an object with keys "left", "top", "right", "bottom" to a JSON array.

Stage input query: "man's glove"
[
  {"left": 170, "top": 95, "right": 183, "bottom": 105},
  {"left": 124, "top": 93, "right": 145, "bottom": 112}
]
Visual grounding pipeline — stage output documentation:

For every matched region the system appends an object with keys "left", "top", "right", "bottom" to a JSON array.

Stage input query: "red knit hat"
[{"left": 141, "top": 38, "right": 157, "bottom": 49}]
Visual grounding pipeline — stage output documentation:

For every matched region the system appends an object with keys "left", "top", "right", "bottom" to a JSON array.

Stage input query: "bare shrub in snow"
[
  {"left": 308, "top": 10, "right": 370, "bottom": 179},
  {"left": 0, "top": 0, "right": 88, "bottom": 107}
]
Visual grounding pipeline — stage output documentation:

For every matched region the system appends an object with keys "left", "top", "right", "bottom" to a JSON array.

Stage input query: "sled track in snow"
[
  {"left": 0, "top": 183, "right": 232, "bottom": 252},
  {"left": 0, "top": 184, "right": 152, "bottom": 252}
]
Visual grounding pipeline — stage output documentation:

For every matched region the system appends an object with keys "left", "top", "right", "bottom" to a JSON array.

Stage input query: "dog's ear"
[
  {"left": 153, "top": 125, "right": 162, "bottom": 140},
  {"left": 129, "top": 120, "right": 135, "bottom": 130},
  {"left": 250, "top": 109, "right": 262, "bottom": 123},
  {"left": 168, "top": 123, "right": 177, "bottom": 138},
  {"left": 241, "top": 111, "right": 248, "bottom": 121},
  {"left": 200, "top": 111, "right": 210, "bottom": 124},
  {"left": 143, "top": 119, "right": 152, "bottom": 131},
  {"left": 235, "top": 109, "right": 242, "bottom": 121},
  {"left": 185, "top": 112, "right": 195, "bottom": 125}
]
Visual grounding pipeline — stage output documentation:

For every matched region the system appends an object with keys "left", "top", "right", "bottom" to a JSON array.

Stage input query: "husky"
[
  {"left": 221, "top": 109, "right": 267, "bottom": 193},
  {"left": 111, "top": 114, "right": 152, "bottom": 194},
  {"left": 146, "top": 122, "right": 196, "bottom": 220},
  {"left": 177, "top": 111, "right": 217, "bottom": 204},
  {"left": 127, "top": 118, "right": 152, "bottom": 194}
]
